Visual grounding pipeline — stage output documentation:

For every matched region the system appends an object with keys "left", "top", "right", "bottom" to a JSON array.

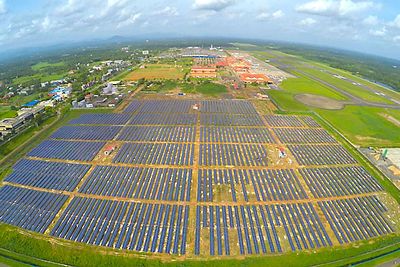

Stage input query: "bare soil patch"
[{"left": 295, "top": 93, "right": 345, "bottom": 110}]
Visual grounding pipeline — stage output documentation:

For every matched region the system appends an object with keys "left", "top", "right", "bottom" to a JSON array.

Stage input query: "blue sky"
[{"left": 1, "top": 0, "right": 400, "bottom": 59}]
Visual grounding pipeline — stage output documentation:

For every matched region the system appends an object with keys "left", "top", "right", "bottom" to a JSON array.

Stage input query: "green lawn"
[
  {"left": 280, "top": 72, "right": 348, "bottom": 100},
  {"left": 143, "top": 80, "right": 178, "bottom": 92},
  {"left": 297, "top": 67, "right": 394, "bottom": 104},
  {"left": 13, "top": 73, "right": 66, "bottom": 85},
  {"left": 355, "top": 249, "right": 400, "bottom": 267},
  {"left": 31, "top": 61, "right": 65, "bottom": 71},
  {"left": 182, "top": 82, "right": 227, "bottom": 96},
  {"left": 0, "top": 255, "right": 32, "bottom": 267},
  {"left": 0, "top": 106, "right": 17, "bottom": 120},
  {"left": 318, "top": 106, "right": 400, "bottom": 147},
  {"left": 7, "top": 93, "right": 41, "bottom": 107}
]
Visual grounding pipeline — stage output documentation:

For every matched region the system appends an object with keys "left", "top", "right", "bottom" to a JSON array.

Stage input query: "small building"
[
  {"left": 104, "top": 145, "right": 116, "bottom": 156},
  {"left": 102, "top": 83, "right": 118, "bottom": 95},
  {"left": 48, "top": 87, "right": 71, "bottom": 99},
  {"left": 22, "top": 100, "right": 40, "bottom": 108}
]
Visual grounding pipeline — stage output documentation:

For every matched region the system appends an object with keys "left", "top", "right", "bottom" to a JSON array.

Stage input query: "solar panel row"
[
  {"left": 79, "top": 166, "right": 192, "bottom": 201},
  {"left": 51, "top": 198, "right": 189, "bottom": 254},
  {"left": 288, "top": 144, "right": 358, "bottom": 166},
  {"left": 118, "top": 126, "right": 195, "bottom": 142},
  {"left": 273, "top": 128, "right": 337, "bottom": 144},
  {"left": 113, "top": 143, "right": 194, "bottom": 166},
  {"left": 197, "top": 169, "right": 307, "bottom": 202},
  {"left": 200, "top": 114, "right": 264, "bottom": 126},
  {"left": 51, "top": 126, "right": 122, "bottom": 140},
  {"left": 300, "top": 166, "right": 383, "bottom": 197},
  {"left": 319, "top": 196, "right": 394, "bottom": 244},
  {"left": 0, "top": 186, "right": 68, "bottom": 233},
  {"left": 69, "top": 114, "right": 132, "bottom": 125},
  {"left": 5, "top": 159, "right": 91, "bottom": 191},
  {"left": 27, "top": 140, "right": 105, "bottom": 161},
  {"left": 200, "top": 126, "right": 275, "bottom": 143},
  {"left": 195, "top": 203, "right": 332, "bottom": 255},
  {"left": 199, "top": 144, "right": 268, "bottom": 166}
]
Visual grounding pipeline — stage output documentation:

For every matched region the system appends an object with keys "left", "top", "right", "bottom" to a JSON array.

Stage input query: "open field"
[
  {"left": 280, "top": 73, "right": 348, "bottom": 101},
  {"left": 31, "top": 61, "right": 66, "bottom": 71},
  {"left": 5, "top": 93, "right": 42, "bottom": 107},
  {"left": 0, "top": 106, "right": 17, "bottom": 120},
  {"left": 124, "top": 64, "right": 188, "bottom": 81},
  {"left": 298, "top": 67, "right": 394, "bottom": 104},
  {"left": 181, "top": 82, "right": 227, "bottom": 96},
  {"left": 13, "top": 73, "right": 66, "bottom": 85},
  {"left": 0, "top": 99, "right": 399, "bottom": 267}
]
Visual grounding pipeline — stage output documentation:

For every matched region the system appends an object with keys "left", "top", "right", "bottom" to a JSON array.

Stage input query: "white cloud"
[
  {"left": 362, "top": 15, "right": 379, "bottom": 26},
  {"left": 369, "top": 27, "right": 386, "bottom": 37},
  {"left": 272, "top": 10, "right": 284, "bottom": 19},
  {"left": 393, "top": 36, "right": 400, "bottom": 43},
  {"left": 116, "top": 12, "right": 142, "bottom": 28},
  {"left": 193, "top": 0, "right": 235, "bottom": 11},
  {"left": 300, "top": 17, "right": 317, "bottom": 26},
  {"left": 389, "top": 14, "right": 400, "bottom": 28},
  {"left": 296, "top": 0, "right": 376, "bottom": 18},
  {"left": 0, "top": 0, "right": 6, "bottom": 14},
  {"left": 153, "top": 6, "right": 179, "bottom": 17},
  {"left": 256, "top": 10, "right": 284, "bottom": 21}
]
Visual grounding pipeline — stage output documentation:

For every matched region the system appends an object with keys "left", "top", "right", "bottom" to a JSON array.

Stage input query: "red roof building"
[
  {"left": 190, "top": 66, "right": 217, "bottom": 78},
  {"left": 240, "top": 73, "right": 273, "bottom": 84}
]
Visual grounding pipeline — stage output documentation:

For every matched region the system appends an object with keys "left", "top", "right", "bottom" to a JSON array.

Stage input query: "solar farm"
[{"left": 0, "top": 99, "right": 399, "bottom": 260}]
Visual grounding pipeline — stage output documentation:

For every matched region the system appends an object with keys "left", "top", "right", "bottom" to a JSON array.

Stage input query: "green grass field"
[
  {"left": 298, "top": 67, "right": 394, "bottom": 104},
  {"left": 280, "top": 73, "right": 348, "bottom": 100},
  {"left": 13, "top": 73, "right": 66, "bottom": 85},
  {"left": 31, "top": 61, "right": 66, "bottom": 71},
  {"left": 6, "top": 93, "right": 41, "bottom": 107},
  {"left": 0, "top": 106, "right": 18, "bottom": 120},
  {"left": 124, "top": 64, "right": 189, "bottom": 81},
  {"left": 355, "top": 249, "right": 400, "bottom": 267},
  {"left": 181, "top": 82, "right": 227, "bottom": 96}
]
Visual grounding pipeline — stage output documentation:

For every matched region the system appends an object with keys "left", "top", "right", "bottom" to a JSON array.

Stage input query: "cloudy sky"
[{"left": 1, "top": 0, "right": 400, "bottom": 59}]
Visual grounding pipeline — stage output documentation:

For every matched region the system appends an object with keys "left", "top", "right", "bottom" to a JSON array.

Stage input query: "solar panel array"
[
  {"left": 197, "top": 169, "right": 307, "bottom": 202},
  {"left": 69, "top": 113, "right": 132, "bottom": 125},
  {"left": 51, "top": 198, "right": 190, "bottom": 254},
  {"left": 0, "top": 100, "right": 396, "bottom": 258},
  {"left": 79, "top": 166, "right": 192, "bottom": 201},
  {"left": 0, "top": 186, "right": 68, "bottom": 233},
  {"left": 5, "top": 159, "right": 91, "bottom": 191},
  {"left": 194, "top": 203, "right": 332, "bottom": 256},
  {"left": 51, "top": 126, "right": 122, "bottom": 140},
  {"left": 27, "top": 140, "right": 105, "bottom": 161}
]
